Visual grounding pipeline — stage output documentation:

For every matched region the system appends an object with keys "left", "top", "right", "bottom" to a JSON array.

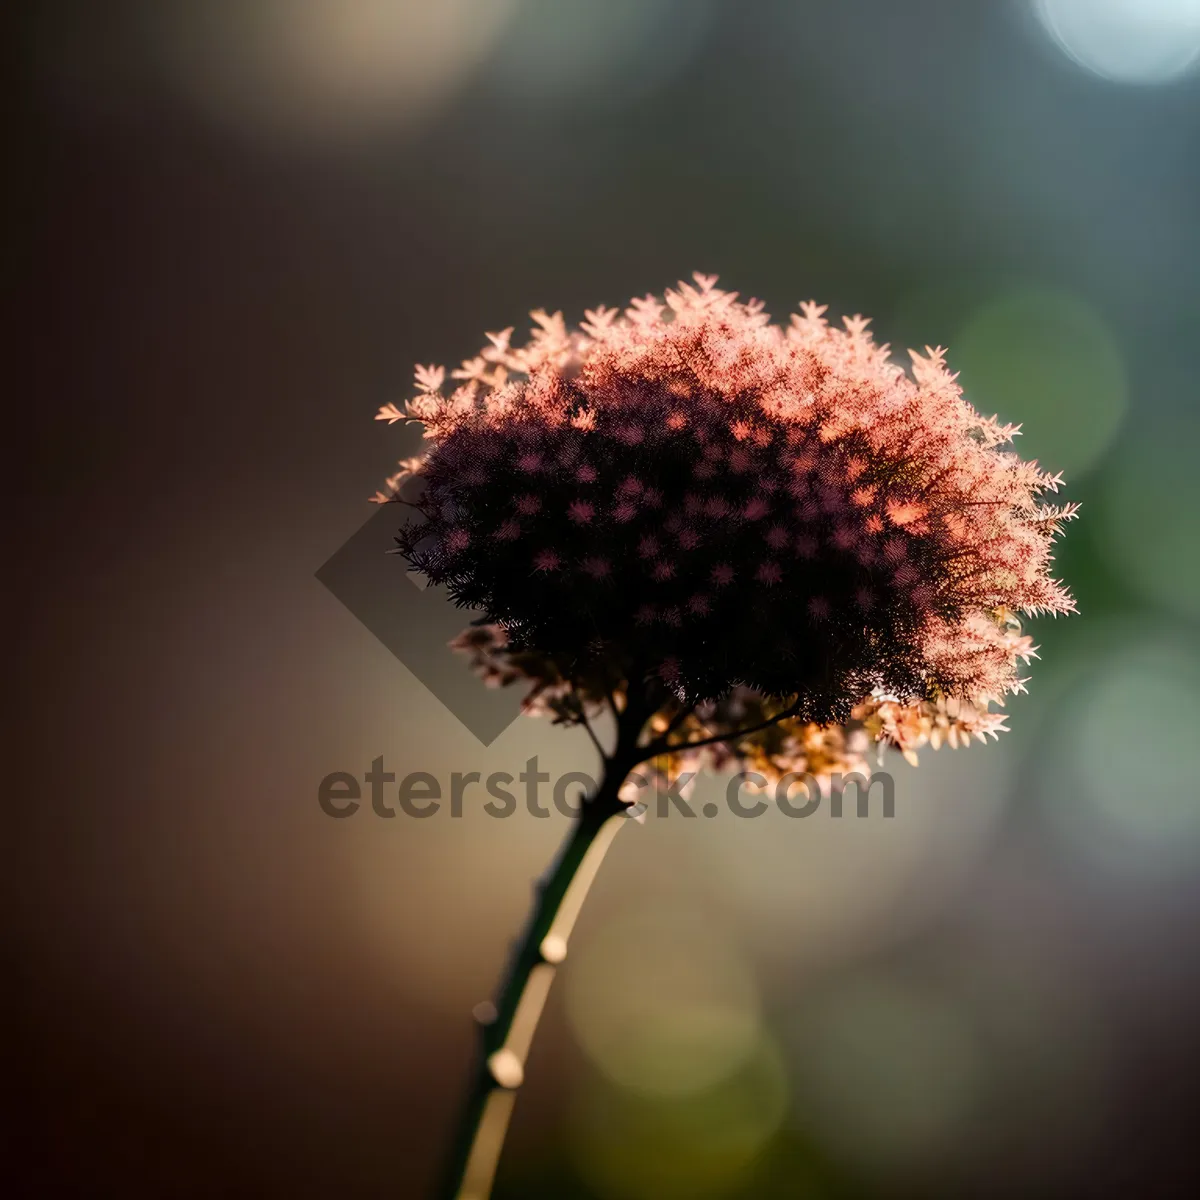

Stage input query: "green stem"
[{"left": 436, "top": 752, "right": 639, "bottom": 1199}]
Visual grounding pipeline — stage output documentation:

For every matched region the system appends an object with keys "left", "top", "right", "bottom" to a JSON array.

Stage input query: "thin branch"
[
  {"left": 568, "top": 683, "right": 609, "bottom": 762},
  {"left": 640, "top": 698, "right": 801, "bottom": 760},
  {"left": 663, "top": 705, "right": 695, "bottom": 736},
  {"left": 643, "top": 703, "right": 695, "bottom": 750}
]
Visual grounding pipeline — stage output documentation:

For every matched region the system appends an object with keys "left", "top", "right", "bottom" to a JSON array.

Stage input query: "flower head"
[{"left": 387, "top": 274, "right": 1075, "bottom": 730}]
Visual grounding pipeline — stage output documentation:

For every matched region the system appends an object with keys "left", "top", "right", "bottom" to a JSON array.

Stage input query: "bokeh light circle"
[
  {"left": 568, "top": 1036, "right": 789, "bottom": 1200},
  {"left": 1032, "top": 0, "right": 1200, "bottom": 85},
  {"left": 1040, "top": 633, "right": 1200, "bottom": 875},
  {"left": 954, "top": 287, "right": 1127, "bottom": 479},
  {"left": 147, "top": 0, "right": 517, "bottom": 145},
  {"left": 564, "top": 905, "right": 761, "bottom": 1097}
]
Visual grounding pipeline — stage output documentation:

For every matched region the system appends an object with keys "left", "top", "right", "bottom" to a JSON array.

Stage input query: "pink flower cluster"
[{"left": 381, "top": 274, "right": 1076, "bottom": 725}]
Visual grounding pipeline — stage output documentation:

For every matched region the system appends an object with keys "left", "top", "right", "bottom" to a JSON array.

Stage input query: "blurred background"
[{"left": 12, "top": 1, "right": 1200, "bottom": 1196}]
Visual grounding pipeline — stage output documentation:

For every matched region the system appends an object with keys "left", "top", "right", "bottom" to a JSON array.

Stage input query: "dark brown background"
[{"left": 12, "top": 2, "right": 1200, "bottom": 1197}]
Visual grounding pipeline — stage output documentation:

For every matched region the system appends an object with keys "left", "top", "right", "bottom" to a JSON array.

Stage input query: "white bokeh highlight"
[{"left": 1032, "top": 0, "right": 1200, "bottom": 84}]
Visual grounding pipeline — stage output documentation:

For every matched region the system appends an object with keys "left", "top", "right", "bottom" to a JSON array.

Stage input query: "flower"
[
  {"left": 410, "top": 276, "right": 1080, "bottom": 1200},
  {"left": 386, "top": 274, "right": 1076, "bottom": 731}
]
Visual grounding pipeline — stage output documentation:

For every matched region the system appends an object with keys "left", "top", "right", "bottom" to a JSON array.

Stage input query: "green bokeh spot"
[{"left": 953, "top": 287, "right": 1127, "bottom": 479}]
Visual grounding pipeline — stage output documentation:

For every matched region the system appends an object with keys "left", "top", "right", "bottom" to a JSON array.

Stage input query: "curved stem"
[{"left": 437, "top": 755, "right": 638, "bottom": 1199}]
